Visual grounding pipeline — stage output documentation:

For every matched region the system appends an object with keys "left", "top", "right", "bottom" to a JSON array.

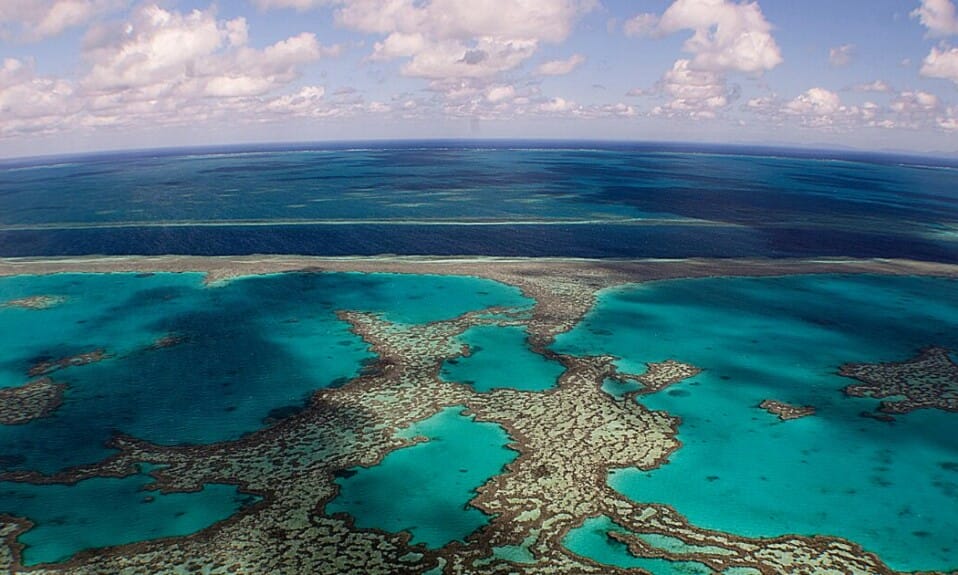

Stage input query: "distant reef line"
[{"left": 0, "top": 255, "right": 956, "bottom": 286}]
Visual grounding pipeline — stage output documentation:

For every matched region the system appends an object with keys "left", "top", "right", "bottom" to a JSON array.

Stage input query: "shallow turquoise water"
[
  {"left": 326, "top": 406, "right": 518, "bottom": 548},
  {"left": 563, "top": 516, "right": 712, "bottom": 574},
  {"left": 0, "top": 471, "right": 249, "bottom": 566},
  {"left": 441, "top": 325, "right": 564, "bottom": 392},
  {"left": 554, "top": 275, "right": 958, "bottom": 572},
  {"left": 0, "top": 272, "right": 530, "bottom": 473}
]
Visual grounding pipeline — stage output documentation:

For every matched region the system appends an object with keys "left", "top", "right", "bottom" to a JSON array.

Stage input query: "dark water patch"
[{"left": 262, "top": 401, "right": 309, "bottom": 425}]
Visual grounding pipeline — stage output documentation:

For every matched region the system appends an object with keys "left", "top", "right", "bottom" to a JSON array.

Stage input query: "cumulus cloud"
[
  {"left": 852, "top": 80, "right": 893, "bottom": 92},
  {"left": 783, "top": 88, "right": 850, "bottom": 127},
  {"left": 0, "top": 0, "right": 123, "bottom": 40},
  {"left": 253, "top": 0, "right": 594, "bottom": 86},
  {"left": 0, "top": 4, "right": 358, "bottom": 139},
  {"left": 0, "top": 58, "right": 78, "bottom": 136},
  {"left": 81, "top": 5, "right": 333, "bottom": 102},
  {"left": 785, "top": 88, "right": 840, "bottom": 114},
  {"left": 887, "top": 90, "right": 942, "bottom": 128},
  {"left": 829, "top": 44, "right": 855, "bottom": 67},
  {"left": 539, "top": 96, "right": 576, "bottom": 113},
  {"left": 766, "top": 86, "right": 953, "bottom": 132},
  {"left": 252, "top": 0, "right": 337, "bottom": 9},
  {"left": 627, "top": 0, "right": 781, "bottom": 119},
  {"left": 485, "top": 84, "right": 516, "bottom": 102},
  {"left": 622, "top": 13, "right": 659, "bottom": 38},
  {"left": 655, "top": 0, "right": 783, "bottom": 74},
  {"left": 920, "top": 44, "right": 958, "bottom": 85},
  {"left": 654, "top": 58, "right": 730, "bottom": 118},
  {"left": 939, "top": 106, "right": 958, "bottom": 130},
  {"left": 911, "top": 0, "right": 958, "bottom": 37},
  {"left": 536, "top": 54, "right": 585, "bottom": 76}
]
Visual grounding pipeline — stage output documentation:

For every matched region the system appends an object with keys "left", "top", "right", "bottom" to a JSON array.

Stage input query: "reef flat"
[
  {"left": 758, "top": 399, "right": 816, "bottom": 421},
  {"left": 0, "top": 256, "right": 956, "bottom": 574},
  {"left": 0, "top": 378, "right": 64, "bottom": 425},
  {"left": 841, "top": 347, "right": 958, "bottom": 415}
]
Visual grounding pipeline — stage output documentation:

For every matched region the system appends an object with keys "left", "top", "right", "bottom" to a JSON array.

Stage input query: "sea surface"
[
  {"left": 0, "top": 142, "right": 957, "bottom": 571},
  {"left": 1, "top": 142, "right": 957, "bottom": 261}
]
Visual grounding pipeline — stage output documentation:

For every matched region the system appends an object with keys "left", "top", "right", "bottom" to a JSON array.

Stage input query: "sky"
[{"left": 1, "top": 0, "right": 958, "bottom": 158}]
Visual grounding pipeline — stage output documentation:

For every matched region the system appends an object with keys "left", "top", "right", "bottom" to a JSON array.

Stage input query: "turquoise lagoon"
[
  {"left": 0, "top": 271, "right": 530, "bottom": 473},
  {"left": 326, "top": 406, "right": 518, "bottom": 548},
  {"left": 441, "top": 325, "right": 565, "bottom": 392},
  {"left": 554, "top": 274, "right": 958, "bottom": 572},
  {"left": 0, "top": 271, "right": 530, "bottom": 563},
  {"left": 0, "top": 471, "right": 251, "bottom": 566},
  {"left": 563, "top": 516, "right": 713, "bottom": 574}
]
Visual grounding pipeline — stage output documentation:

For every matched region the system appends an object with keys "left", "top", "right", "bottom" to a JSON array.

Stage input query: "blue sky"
[{"left": 1, "top": 0, "right": 958, "bottom": 157}]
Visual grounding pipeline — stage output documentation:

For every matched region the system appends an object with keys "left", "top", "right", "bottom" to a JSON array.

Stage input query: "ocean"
[
  {"left": 0, "top": 142, "right": 956, "bottom": 573},
  {"left": 1, "top": 142, "right": 956, "bottom": 261}
]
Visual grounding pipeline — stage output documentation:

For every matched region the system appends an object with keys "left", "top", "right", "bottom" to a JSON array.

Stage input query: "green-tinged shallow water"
[
  {"left": 326, "top": 406, "right": 518, "bottom": 548},
  {"left": 0, "top": 471, "right": 250, "bottom": 566},
  {"left": 441, "top": 325, "right": 565, "bottom": 392},
  {"left": 554, "top": 274, "right": 958, "bottom": 572}
]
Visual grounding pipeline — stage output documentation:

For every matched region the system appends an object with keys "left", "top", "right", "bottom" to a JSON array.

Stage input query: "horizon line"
[{"left": 2, "top": 137, "right": 957, "bottom": 167}]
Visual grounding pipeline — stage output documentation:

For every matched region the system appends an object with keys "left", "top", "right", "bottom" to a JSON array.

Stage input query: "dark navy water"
[{"left": 1, "top": 141, "right": 956, "bottom": 261}]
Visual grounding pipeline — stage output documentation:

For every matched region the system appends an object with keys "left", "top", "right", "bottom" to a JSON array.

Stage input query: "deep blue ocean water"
[
  {"left": 1, "top": 142, "right": 957, "bottom": 261},
  {"left": 1, "top": 142, "right": 957, "bottom": 570}
]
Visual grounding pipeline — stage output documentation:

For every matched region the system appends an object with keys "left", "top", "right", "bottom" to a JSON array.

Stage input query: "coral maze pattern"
[
  {"left": 0, "top": 257, "right": 956, "bottom": 574},
  {"left": 841, "top": 347, "right": 958, "bottom": 416}
]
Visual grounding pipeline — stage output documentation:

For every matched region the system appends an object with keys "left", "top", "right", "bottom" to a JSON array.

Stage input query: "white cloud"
[
  {"left": 628, "top": 0, "right": 781, "bottom": 119},
  {"left": 82, "top": 5, "right": 328, "bottom": 100},
  {"left": 785, "top": 88, "right": 841, "bottom": 115},
  {"left": 623, "top": 13, "right": 659, "bottom": 38},
  {"left": 279, "top": 0, "right": 598, "bottom": 86},
  {"left": 920, "top": 44, "right": 958, "bottom": 84},
  {"left": 0, "top": 4, "right": 353, "bottom": 140},
  {"left": 265, "top": 85, "right": 325, "bottom": 114},
  {"left": 890, "top": 90, "right": 940, "bottom": 112},
  {"left": 656, "top": 0, "right": 783, "bottom": 74},
  {"left": 0, "top": 58, "right": 78, "bottom": 136},
  {"left": 886, "top": 90, "right": 941, "bottom": 128},
  {"left": 829, "top": 44, "right": 855, "bottom": 67},
  {"left": 939, "top": 106, "right": 958, "bottom": 130},
  {"left": 655, "top": 58, "right": 730, "bottom": 118},
  {"left": 911, "top": 0, "right": 958, "bottom": 37},
  {"left": 0, "top": 0, "right": 122, "bottom": 40},
  {"left": 485, "top": 84, "right": 516, "bottom": 103},
  {"left": 783, "top": 88, "right": 849, "bottom": 127},
  {"left": 539, "top": 96, "right": 577, "bottom": 113},
  {"left": 536, "top": 54, "right": 585, "bottom": 76},
  {"left": 853, "top": 80, "right": 893, "bottom": 92},
  {"left": 252, "top": 0, "right": 336, "bottom": 9},
  {"left": 771, "top": 87, "right": 953, "bottom": 132}
]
